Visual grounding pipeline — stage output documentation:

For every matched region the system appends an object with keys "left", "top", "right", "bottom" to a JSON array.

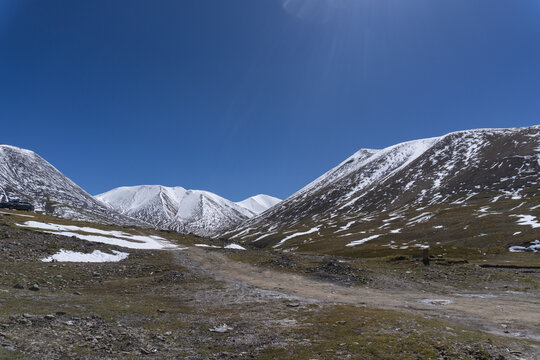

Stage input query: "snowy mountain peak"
[
  {"left": 95, "top": 185, "right": 279, "bottom": 236},
  {"left": 236, "top": 194, "right": 282, "bottom": 215}
]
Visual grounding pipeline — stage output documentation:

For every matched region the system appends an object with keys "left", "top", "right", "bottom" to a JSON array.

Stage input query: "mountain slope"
[
  {"left": 0, "top": 145, "right": 142, "bottom": 225},
  {"left": 224, "top": 126, "right": 540, "bottom": 255},
  {"left": 96, "top": 186, "right": 280, "bottom": 236}
]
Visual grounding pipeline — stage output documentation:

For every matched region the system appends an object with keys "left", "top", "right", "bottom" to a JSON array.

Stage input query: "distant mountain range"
[
  {"left": 0, "top": 144, "right": 280, "bottom": 236},
  {"left": 1, "top": 125, "right": 538, "bottom": 249},
  {"left": 223, "top": 126, "right": 540, "bottom": 255},
  {"left": 96, "top": 186, "right": 280, "bottom": 236}
]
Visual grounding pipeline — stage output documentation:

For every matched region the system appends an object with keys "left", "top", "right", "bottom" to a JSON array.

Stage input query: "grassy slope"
[{"left": 236, "top": 192, "right": 540, "bottom": 261}]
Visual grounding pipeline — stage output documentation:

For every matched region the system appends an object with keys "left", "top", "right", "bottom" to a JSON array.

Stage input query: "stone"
[{"left": 29, "top": 283, "right": 39, "bottom": 291}]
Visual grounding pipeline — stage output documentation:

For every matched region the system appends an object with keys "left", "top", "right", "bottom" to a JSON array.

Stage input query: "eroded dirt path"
[{"left": 180, "top": 247, "right": 540, "bottom": 348}]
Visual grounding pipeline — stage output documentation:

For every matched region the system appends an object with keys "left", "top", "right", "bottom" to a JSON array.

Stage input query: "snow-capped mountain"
[
  {"left": 96, "top": 185, "right": 280, "bottom": 237},
  {"left": 224, "top": 126, "right": 540, "bottom": 253},
  {"left": 236, "top": 195, "right": 282, "bottom": 215},
  {"left": 0, "top": 145, "right": 143, "bottom": 225}
]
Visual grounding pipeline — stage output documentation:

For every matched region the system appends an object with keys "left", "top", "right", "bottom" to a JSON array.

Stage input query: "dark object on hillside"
[
  {"left": 388, "top": 255, "right": 409, "bottom": 262},
  {"left": 0, "top": 199, "right": 34, "bottom": 211},
  {"left": 422, "top": 249, "right": 430, "bottom": 266}
]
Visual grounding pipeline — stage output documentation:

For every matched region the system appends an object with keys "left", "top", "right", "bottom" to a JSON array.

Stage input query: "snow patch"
[
  {"left": 273, "top": 227, "right": 320, "bottom": 248},
  {"left": 224, "top": 244, "right": 247, "bottom": 250},
  {"left": 512, "top": 215, "right": 540, "bottom": 229},
  {"left": 509, "top": 240, "right": 540, "bottom": 253},
  {"left": 16, "top": 221, "right": 179, "bottom": 250},
  {"left": 195, "top": 244, "right": 221, "bottom": 249},
  {"left": 42, "top": 249, "right": 129, "bottom": 263},
  {"left": 346, "top": 234, "right": 381, "bottom": 247},
  {"left": 337, "top": 221, "right": 355, "bottom": 232}
]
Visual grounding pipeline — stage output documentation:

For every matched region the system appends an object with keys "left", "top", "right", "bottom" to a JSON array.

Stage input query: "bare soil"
[{"left": 184, "top": 247, "right": 540, "bottom": 347}]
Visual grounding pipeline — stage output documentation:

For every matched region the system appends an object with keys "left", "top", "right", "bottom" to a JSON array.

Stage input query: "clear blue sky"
[{"left": 1, "top": 0, "right": 539, "bottom": 201}]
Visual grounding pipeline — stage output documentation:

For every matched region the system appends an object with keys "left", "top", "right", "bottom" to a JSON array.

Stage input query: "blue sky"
[{"left": 1, "top": 0, "right": 539, "bottom": 201}]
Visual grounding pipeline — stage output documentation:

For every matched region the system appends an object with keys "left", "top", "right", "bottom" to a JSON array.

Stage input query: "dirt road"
[{"left": 181, "top": 247, "right": 540, "bottom": 351}]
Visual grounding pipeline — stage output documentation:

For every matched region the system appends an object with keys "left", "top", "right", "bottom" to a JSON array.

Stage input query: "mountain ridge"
[
  {"left": 0, "top": 144, "right": 144, "bottom": 226},
  {"left": 96, "top": 185, "right": 281, "bottom": 237},
  {"left": 222, "top": 125, "right": 540, "bottom": 254}
]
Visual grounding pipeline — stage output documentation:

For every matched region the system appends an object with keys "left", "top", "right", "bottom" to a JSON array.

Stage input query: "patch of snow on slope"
[
  {"left": 512, "top": 215, "right": 540, "bottom": 229},
  {"left": 224, "top": 244, "right": 246, "bottom": 250},
  {"left": 195, "top": 244, "right": 221, "bottom": 248},
  {"left": 406, "top": 212, "right": 433, "bottom": 226},
  {"left": 42, "top": 250, "right": 129, "bottom": 262},
  {"left": 346, "top": 234, "right": 381, "bottom": 247},
  {"left": 274, "top": 226, "right": 320, "bottom": 248},
  {"left": 337, "top": 221, "right": 355, "bottom": 232},
  {"left": 509, "top": 240, "right": 540, "bottom": 253},
  {"left": 230, "top": 228, "right": 254, "bottom": 239},
  {"left": 16, "top": 221, "right": 179, "bottom": 250},
  {"left": 253, "top": 232, "right": 275, "bottom": 242}
]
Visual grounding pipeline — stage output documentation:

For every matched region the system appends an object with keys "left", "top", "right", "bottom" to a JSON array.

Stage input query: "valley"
[
  {"left": 0, "top": 209, "right": 539, "bottom": 359},
  {"left": 1, "top": 125, "right": 539, "bottom": 359}
]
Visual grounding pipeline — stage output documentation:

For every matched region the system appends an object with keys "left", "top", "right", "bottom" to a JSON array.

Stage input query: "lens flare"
[{"left": 282, "top": 0, "right": 342, "bottom": 24}]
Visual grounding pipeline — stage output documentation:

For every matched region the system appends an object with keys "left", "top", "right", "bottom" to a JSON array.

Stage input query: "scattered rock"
[
  {"left": 28, "top": 283, "right": 39, "bottom": 291},
  {"left": 209, "top": 324, "right": 233, "bottom": 333},
  {"left": 140, "top": 347, "right": 157, "bottom": 354}
]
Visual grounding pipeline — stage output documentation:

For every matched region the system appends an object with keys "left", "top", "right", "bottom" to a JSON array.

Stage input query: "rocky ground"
[{"left": 0, "top": 210, "right": 539, "bottom": 359}]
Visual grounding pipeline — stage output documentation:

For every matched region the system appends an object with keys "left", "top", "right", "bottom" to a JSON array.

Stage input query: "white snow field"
[
  {"left": 42, "top": 249, "right": 129, "bottom": 263},
  {"left": 16, "top": 221, "right": 180, "bottom": 250}
]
